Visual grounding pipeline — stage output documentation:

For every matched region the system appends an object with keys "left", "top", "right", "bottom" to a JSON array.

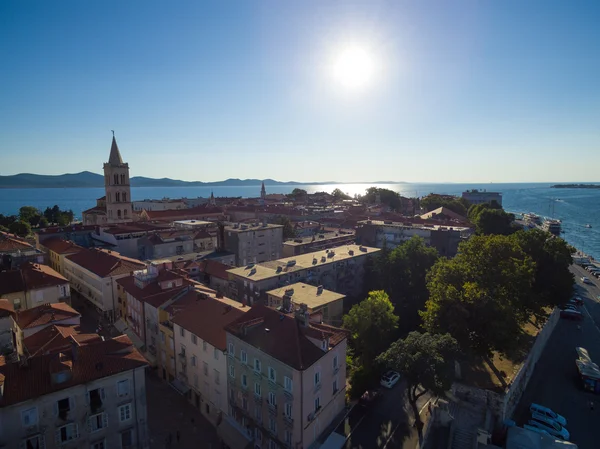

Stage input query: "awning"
[
  {"left": 170, "top": 378, "right": 190, "bottom": 395},
  {"left": 217, "top": 416, "right": 253, "bottom": 449},
  {"left": 113, "top": 318, "right": 145, "bottom": 350}
]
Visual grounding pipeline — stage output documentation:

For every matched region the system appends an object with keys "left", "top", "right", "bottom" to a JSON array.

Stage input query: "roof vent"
[
  {"left": 348, "top": 250, "right": 354, "bottom": 256},
  {"left": 312, "top": 258, "right": 317, "bottom": 265},
  {"left": 285, "top": 288, "right": 294, "bottom": 296},
  {"left": 317, "top": 285, "right": 323, "bottom": 295},
  {"left": 321, "top": 256, "right": 326, "bottom": 263},
  {"left": 276, "top": 266, "right": 282, "bottom": 273},
  {"left": 249, "top": 268, "right": 257, "bottom": 275},
  {"left": 286, "top": 260, "right": 296, "bottom": 267}
]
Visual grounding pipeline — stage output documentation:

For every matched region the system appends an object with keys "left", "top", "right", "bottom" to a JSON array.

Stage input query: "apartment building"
[
  {"left": 282, "top": 231, "right": 355, "bottom": 258},
  {"left": 222, "top": 305, "right": 348, "bottom": 449},
  {"left": 167, "top": 289, "right": 248, "bottom": 426},
  {"left": 0, "top": 231, "right": 44, "bottom": 269},
  {"left": 64, "top": 248, "right": 146, "bottom": 321},
  {"left": 461, "top": 189, "right": 503, "bottom": 206},
  {"left": 132, "top": 198, "right": 186, "bottom": 212},
  {"left": 0, "top": 262, "right": 71, "bottom": 311},
  {"left": 226, "top": 244, "right": 380, "bottom": 305},
  {"left": 220, "top": 222, "right": 284, "bottom": 267},
  {"left": 36, "top": 238, "right": 83, "bottom": 276},
  {"left": 0, "top": 334, "right": 149, "bottom": 449},
  {"left": 356, "top": 220, "right": 471, "bottom": 257},
  {"left": 266, "top": 283, "right": 345, "bottom": 326}
]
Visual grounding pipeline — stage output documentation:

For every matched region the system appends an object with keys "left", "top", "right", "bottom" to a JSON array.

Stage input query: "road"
[
  {"left": 338, "top": 380, "right": 431, "bottom": 449},
  {"left": 512, "top": 265, "right": 600, "bottom": 449}
]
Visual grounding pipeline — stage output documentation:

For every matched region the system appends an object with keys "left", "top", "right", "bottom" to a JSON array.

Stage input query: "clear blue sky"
[{"left": 1, "top": 1, "right": 599, "bottom": 183}]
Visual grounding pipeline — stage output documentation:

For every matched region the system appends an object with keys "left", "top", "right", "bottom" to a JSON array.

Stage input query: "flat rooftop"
[
  {"left": 227, "top": 244, "right": 380, "bottom": 282},
  {"left": 173, "top": 220, "right": 214, "bottom": 226},
  {"left": 283, "top": 231, "right": 355, "bottom": 247},
  {"left": 357, "top": 220, "right": 470, "bottom": 232},
  {"left": 224, "top": 222, "right": 283, "bottom": 232},
  {"left": 267, "top": 282, "right": 345, "bottom": 309}
]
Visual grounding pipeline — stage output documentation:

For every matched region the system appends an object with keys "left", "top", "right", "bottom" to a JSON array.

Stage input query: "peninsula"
[{"left": 551, "top": 184, "right": 600, "bottom": 189}]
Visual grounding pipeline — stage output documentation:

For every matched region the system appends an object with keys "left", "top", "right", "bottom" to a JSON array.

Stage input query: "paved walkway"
[{"left": 145, "top": 371, "right": 220, "bottom": 449}]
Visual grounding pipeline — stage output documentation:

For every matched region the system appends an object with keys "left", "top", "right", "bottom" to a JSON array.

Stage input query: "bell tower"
[{"left": 103, "top": 133, "right": 133, "bottom": 224}]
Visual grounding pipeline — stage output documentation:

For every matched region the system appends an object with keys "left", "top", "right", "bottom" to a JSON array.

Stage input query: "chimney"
[
  {"left": 282, "top": 295, "right": 292, "bottom": 313},
  {"left": 295, "top": 303, "right": 309, "bottom": 327}
]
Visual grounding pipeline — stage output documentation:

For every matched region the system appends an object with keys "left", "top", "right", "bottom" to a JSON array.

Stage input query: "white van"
[{"left": 529, "top": 403, "right": 567, "bottom": 427}]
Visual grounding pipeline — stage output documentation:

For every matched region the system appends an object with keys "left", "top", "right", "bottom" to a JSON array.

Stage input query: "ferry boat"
[
  {"left": 523, "top": 213, "right": 542, "bottom": 225},
  {"left": 542, "top": 219, "right": 562, "bottom": 236}
]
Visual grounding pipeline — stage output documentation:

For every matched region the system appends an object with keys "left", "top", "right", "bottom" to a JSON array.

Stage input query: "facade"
[
  {"left": 356, "top": 220, "right": 470, "bottom": 257},
  {"left": 223, "top": 305, "right": 348, "bottom": 449},
  {"left": 220, "top": 222, "right": 284, "bottom": 267},
  {"left": 196, "top": 259, "right": 231, "bottom": 293},
  {"left": 82, "top": 136, "right": 133, "bottom": 226},
  {"left": 266, "top": 283, "right": 345, "bottom": 326},
  {"left": 63, "top": 248, "right": 146, "bottom": 321},
  {"left": 89, "top": 223, "right": 171, "bottom": 259},
  {"left": 461, "top": 190, "right": 503, "bottom": 207},
  {"left": 0, "top": 299, "right": 17, "bottom": 355},
  {"left": 0, "top": 335, "right": 149, "bottom": 449},
  {"left": 282, "top": 231, "right": 355, "bottom": 258},
  {"left": 138, "top": 205, "right": 227, "bottom": 223},
  {"left": 0, "top": 263, "right": 71, "bottom": 311},
  {"left": 132, "top": 198, "right": 186, "bottom": 212},
  {"left": 169, "top": 289, "right": 248, "bottom": 425},
  {"left": 0, "top": 231, "right": 44, "bottom": 270},
  {"left": 226, "top": 244, "right": 380, "bottom": 305},
  {"left": 36, "top": 238, "right": 83, "bottom": 276}
]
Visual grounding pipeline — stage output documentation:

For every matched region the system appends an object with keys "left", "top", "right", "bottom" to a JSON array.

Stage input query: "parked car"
[
  {"left": 571, "top": 296, "right": 583, "bottom": 306},
  {"left": 560, "top": 309, "right": 583, "bottom": 321},
  {"left": 359, "top": 389, "right": 382, "bottom": 407},
  {"left": 380, "top": 371, "right": 401, "bottom": 388},
  {"left": 529, "top": 414, "right": 569, "bottom": 440},
  {"left": 530, "top": 403, "right": 567, "bottom": 426},
  {"left": 581, "top": 277, "right": 593, "bottom": 284}
]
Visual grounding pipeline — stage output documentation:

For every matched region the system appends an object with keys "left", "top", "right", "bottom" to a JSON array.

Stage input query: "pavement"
[
  {"left": 512, "top": 264, "right": 600, "bottom": 449},
  {"left": 338, "top": 381, "right": 432, "bottom": 449}
]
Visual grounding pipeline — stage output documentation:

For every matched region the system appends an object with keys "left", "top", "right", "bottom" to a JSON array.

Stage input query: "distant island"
[
  {"left": 0, "top": 171, "right": 406, "bottom": 189},
  {"left": 551, "top": 184, "right": 600, "bottom": 189}
]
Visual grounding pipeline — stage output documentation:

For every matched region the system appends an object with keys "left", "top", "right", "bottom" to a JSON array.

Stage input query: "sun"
[{"left": 332, "top": 45, "right": 375, "bottom": 90}]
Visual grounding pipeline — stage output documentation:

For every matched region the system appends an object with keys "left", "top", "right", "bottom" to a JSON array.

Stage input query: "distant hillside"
[{"left": 551, "top": 184, "right": 600, "bottom": 189}]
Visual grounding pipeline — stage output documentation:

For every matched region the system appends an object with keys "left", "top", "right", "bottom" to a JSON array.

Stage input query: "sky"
[{"left": 1, "top": 1, "right": 599, "bottom": 183}]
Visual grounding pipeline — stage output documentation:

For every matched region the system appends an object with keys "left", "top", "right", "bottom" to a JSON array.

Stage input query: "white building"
[
  {"left": 461, "top": 190, "right": 503, "bottom": 207},
  {"left": 0, "top": 335, "right": 149, "bottom": 449},
  {"left": 132, "top": 198, "right": 186, "bottom": 212}
]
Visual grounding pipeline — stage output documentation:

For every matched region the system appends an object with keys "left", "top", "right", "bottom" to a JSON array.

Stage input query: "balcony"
[
  {"left": 283, "top": 389, "right": 293, "bottom": 400},
  {"left": 178, "top": 352, "right": 187, "bottom": 359},
  {"left": 267, "top": 403, "right": 277, "bottom": 415},
  {"left": 333, "top": 365, "right": 340, "bottom": 375},
  {"left": 253, "top": 395, "right": 263, "bottom": 404},
  {"left": 283, "top": 414, "right": 294, "bottom": 427}
]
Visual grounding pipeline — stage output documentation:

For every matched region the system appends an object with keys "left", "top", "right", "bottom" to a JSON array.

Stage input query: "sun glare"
[{"left": 332, "top": 45, "right": 375, "bottom": 90}]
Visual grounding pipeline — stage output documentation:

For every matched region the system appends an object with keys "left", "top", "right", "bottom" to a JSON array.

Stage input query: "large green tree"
[
  {"left": 19, "top": 206, "right": 41, "bottom": 225},
  {"left": 343, "top": 290, "right": 399, "bottom": 368},
  {"left": 331, "top": 188, "right": 351, "bottom": 201},
  {"left": 274, "top": 215, "right": 296, "bottom": 239},
  {"left": 468, "top": 202, "right": 515, "bottom": 235},
  {"left": 362, "top": 187, "right": 404, "bottom": 211},
  {"left": 420, "top": 194, "right": 469, "bottom": 217},
  {"left": 377, "top": 332, "right": 459, "bottom": 434},
  {"left": 422, "top": 235, "right": 535, "bottom": 357},
  {"left": 9, "top": 220, "right": 32, "bottom": 237}
]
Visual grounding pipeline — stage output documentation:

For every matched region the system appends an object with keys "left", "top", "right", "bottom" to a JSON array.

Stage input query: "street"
[
  {"left": 512, "top": 265, "right": 600, "bottom": 449},
  {"left": 336, "top": 381, "right": 431, "bottom": 449}
]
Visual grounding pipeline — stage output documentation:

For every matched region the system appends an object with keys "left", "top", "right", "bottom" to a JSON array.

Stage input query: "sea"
[{"left": 1, "top": 182, "right": 599, "bottom": 260}]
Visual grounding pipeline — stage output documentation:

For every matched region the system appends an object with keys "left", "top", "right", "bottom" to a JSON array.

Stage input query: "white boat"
[{"left": 585, "top": 224, "right": 592, "bottom": 228}]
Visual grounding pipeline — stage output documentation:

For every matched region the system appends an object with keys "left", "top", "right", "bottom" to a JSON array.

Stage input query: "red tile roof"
[
  {"left": 24, "top": 324, "right": 102, "bottom": 357},
  {"left": 117, "top": 271, "right": 192, "bottom": 308},
  {"left": 65, "top": 248, "right": 145, "bottom": 278},
  {"left": 225, "top": 305, "right": 348, "bottom": 370},
  {"left": 0, "top": 299, "right": 15, "bottom": 318},
  {"left": 82, "top": 205, "right": 107, "bottom": 214},
  {"left": 0, "top": 232, "right": 34, "bottom": 253},
  {"left": 0, "top": 335, "right": 147, "bottom": 406},
  {"left": 16, "top": 302, "right": 81, "bottom": 330},
  {"left": 198, "top": 260, "right": 230, "bottom": 280},
  {"left": 142, "top": 206, "right": 224, "bottom": 221},
  {"left": 21, "top": 262, "right": 68, "bottom": 289},
  {"left": 36, "top": 225, "right": 96, "bottom": 235},
  {"left": 102, "top": 223, "right": 171, "bottom": 235},
  {"left": 39, "top": 238, "right": 84, "bottom": 255},
  {"left": 169, "top": 290, "right": 247, "bottom": 351}
]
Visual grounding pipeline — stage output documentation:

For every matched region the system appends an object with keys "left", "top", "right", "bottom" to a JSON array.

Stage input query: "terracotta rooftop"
[
  {"left": 117, "top": 271, "right": 192, "bottom": 308},
  {"left": 36, "top": 224, "right": 96, "bottom": 235},
  {"left": 0, "top": 335, "right": 147, "bottom": 406},
  {"left": 82, "top": 205, "right": 107, "bottom": 215},
  {"left": 0, "top": 299, "right": 15, "bottom": 318},
  {"left": 198, "top": 259, "right": 231, "bottom": 280},
  {"left": 225, "top": 305, "right": 348, "bottom": 370},
  {"left": 16, "top": 302, "right": 81, "bottom": 330},
  {"left": 0, "top": 231, "right": 34, "bottom": 253},
  {"left": 39, "top": 238, "right": 84, "bottom": 255},
  {"left": 21, "top": 262, "right": 68, "bottom": 289},
  {"left": 142, "top": 205, "right": 224, "bottom": 220},
  {"left": 65, "top": 248, "right": 145, "bottom": 278},
  {"left": 102, "top": 222, "right": 171, "bottom": 235},
  {"left": 169, "top": 289, "right": 247, "bottom": 351},
  {"left": 24, "top": 324, "right": 102, "bottom": 357}
]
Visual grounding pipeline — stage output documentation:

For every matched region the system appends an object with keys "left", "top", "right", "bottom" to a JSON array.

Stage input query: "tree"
[
  {"left": 287, "top": 188, "right": 308, "bottom": 202},
  {"left": 274, "top": 215, "right": 296, "bottom": 239},
  {"left": 0, "top": 214, "right": 17, "bottom": 228},
  {"left": 331, "top": 188, "right": 351, "bottom": 201},
  {"left": 420, "top": 194, "right": 468, "bottom": 217},
  {"left": 19, "top": 206, "right": 40, "bottom": 225},
  {"left": 343, "top": 290, "right": 399, "bottom": 368},
  {"left": 377, "top": 332, "right": 459, "bottom": 434},
  {"left": 9, "top": 220, "right": 32, "bottom": 237},
  {"left": 468, "top": 203, "right": 515, "bottom": 235},
  {"left": 361, "top": 187, "right": 404, "bottom": 212},
  {"left": 422, "top": 235, "right": 535, "bottom": 357}
]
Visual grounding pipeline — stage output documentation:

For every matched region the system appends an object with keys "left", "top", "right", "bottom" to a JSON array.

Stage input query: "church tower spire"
[
  {"left": 103, "top": 133, "right": 133, "bottom": 224},
  {"left": 260, "top": 181, "right": 266, "bottom": 205}
]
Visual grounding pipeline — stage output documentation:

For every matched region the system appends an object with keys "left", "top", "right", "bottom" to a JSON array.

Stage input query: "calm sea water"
[{"left": 1, "top": 182, "right": 598, "bottom": 259}]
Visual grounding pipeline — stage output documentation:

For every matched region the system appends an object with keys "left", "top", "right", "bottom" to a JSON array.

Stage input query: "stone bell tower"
[{"left": 103, "top": 133, "right": 133, "bottom": 224}]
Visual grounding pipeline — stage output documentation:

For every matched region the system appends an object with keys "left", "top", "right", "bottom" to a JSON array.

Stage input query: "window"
[
  {"left": 191, "top": 355, "right": 197, "bottom": 367},
  {"left": 119, "top": 404, "right": 132, "bottom": 422},
  {"left": 56, "top": 397, "right": 71, "bottom": 419},
  {"left": 121, "top": 429, "right": 133, "bottom": 448},
  {"left": 284, "top": 376, "right": 293, "bottom": 393},
  {"left": 214, "top": 369, "right": 220, "bottom": 385},
  {"left": 117, "top": 210, "right": 121, "bottom": 218},
  {"left": 117, "top": 379, "right": 130, "bottom": 397},
  {"left": 269, "top": 417, "right": 277, "bottom": 434},
  {"left": 241, "top": 350, "right": 247, "bottom": 364},
  {"left": 333, "top": 378, "right": 338, "bottom": 394},
  {"left": 114, "top": 174, "right": 119, "bottom": 185},
  {"left": 285, "top": 430, "right": 292, "bottom": 444},
  {"left": 268, "top": 391, "right": 276, "bottom": 407},
  {"left": 268, "top": 367, "right": 276, "bottom": 382},
  {"left": 194, "top": 373, "right": 199, "bottom": 388},
  {"left": 214, "top": 348, "right": 219, "bottom": 360},
  {"left": 254, "top": 358, "right": 261, "bottom": 373},
  {"left": 24, "top": 435, "right": 44, "bottom": 449},
  {"left": 180, "top": 345, "right": 186, "bottom": 357},
  {"left": 255, "top": 427, "right": 263, "bottom": 442},
  {"left": 314, "top": 397, "right": 321, "bottom": 412},
  {"left": 285, "top": 403, "right": 292, "bottom": 418},
  {"left": 229, "top": 365, "right": 235, "bottom": 378},
  {"left": 268, "top": 439, "right": 277, "bottom": 449},
  {"left": 228, "top": 343, "right": 234, "bottom": 356},
  {"left": 242, "top": 397, "right": 248, "bottom": 410},
  {"left": 180, "top": 327, "right": 185, "bottom": 337},
  {"left": 333, "top": 355, "right": 339, "bottom": 370},
  {"left": 203, "top": 341, "right": 208, "bottom": 352},
  {"left": 89, "top": 413, "right": 108, "bottom": 432},
  {"left": 56, "top": 423, "right": 79, "bottom": 444},
  {"left": 314, "top": 370, "right": 321, "bottom": 386},
  {"left": 92, "top": 440, "right": 106, "bottom": 449},
  {"left": 192, "top": 334, "right": 197, "bottom": 345},
  {"left": 254, "top": 382, "right": 261, "bottom": 397},
  {"left": 123, "top": 192, "right": 127, "bottom": 202},
  {"left": 21, "top": 407, "right": 38, "bottom": 427},
  {"left": 160, "top": 331, "right": 166, "bottom": 343},
  {"left": 242, "top": 374, "right": 248, "bottom": 388},
  {"left": 321, "top": 340, "right": 328, "bottom": 350},
  {"left": 116, "top": 192, "right": 120, "bottom": 202},
  {"left": 88, "top": 387, "right": 105, "bottom": 412},
  {"left": 203, "top": 362, "right": 209, "bottom": 376}
]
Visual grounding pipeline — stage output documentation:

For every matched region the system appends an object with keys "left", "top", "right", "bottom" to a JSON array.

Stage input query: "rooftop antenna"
[{"left": 111, "top": 130, "right": 115, "bottom": 137}]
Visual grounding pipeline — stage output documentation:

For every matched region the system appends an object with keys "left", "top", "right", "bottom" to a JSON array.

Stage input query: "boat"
[
  {"left": 586, "top": 224, "right": 592, "bottom": 228},
  {"left": 542, "top": 219, "right": 562, "bottom": 236}
]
